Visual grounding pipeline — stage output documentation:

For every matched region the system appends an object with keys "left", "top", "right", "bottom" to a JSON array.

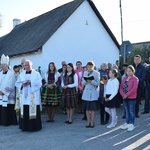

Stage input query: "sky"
[{"left": 0, "top": 0, "right": 150, "bottom": 44}]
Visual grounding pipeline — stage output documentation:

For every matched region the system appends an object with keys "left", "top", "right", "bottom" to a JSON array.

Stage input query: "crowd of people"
[{"left": 0, "top": 54, "right": 149, "bottom": 133}]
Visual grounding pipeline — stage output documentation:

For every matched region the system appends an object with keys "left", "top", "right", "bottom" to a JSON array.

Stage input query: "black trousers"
[
  {"left": 135, "top": 87, "right": 143, "bottom": 116},
  {"left": 100, "top": 103, "right": 109, "bottom": 123},
  {"left": 19, "top": 105, "right": 42, "bottom": 132},
  {"left": 144, "top": 83, "right": 150, "bottom": 112},
  {"left": 0, "top": 104, "right": 17, "bottom": 126}
]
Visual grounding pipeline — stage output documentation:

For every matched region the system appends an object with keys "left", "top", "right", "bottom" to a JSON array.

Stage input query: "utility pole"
[
  {"left": 119, "top": 0, "right": 123, "bottom": 43},
  {"left": 119, "top": 0, "right": 126, "bottom": 63}
]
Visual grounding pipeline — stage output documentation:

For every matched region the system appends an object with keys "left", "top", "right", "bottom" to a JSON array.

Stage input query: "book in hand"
[{"left": 83, "top": 75, "right": 94, "bottom": 81}]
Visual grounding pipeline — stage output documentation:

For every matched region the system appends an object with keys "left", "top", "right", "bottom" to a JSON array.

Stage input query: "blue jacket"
[
  {"left": 99, "top": 70, "right": 109, "bottom": 80},
  {"left": 133, "top": 63, "right": 146, "bottom": 88}
]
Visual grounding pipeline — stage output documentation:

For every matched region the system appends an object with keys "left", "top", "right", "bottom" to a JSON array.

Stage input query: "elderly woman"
[
  {"left": 99, "top": 63, "right": 109, "bottom": 80},
  {"left": 82, "top": 61, "right": 100, "bottom": 128}
]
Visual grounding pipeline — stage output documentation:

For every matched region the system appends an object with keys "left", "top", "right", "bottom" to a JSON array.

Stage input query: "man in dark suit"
[
  {"left": 58, "top": 61, "right": 66, "bottom": 73},
  {"left": 133, "top": 55, "right": 146, "bottom": 118},
  {"left": 142, "top": 57, "right": 150, "bottom": 114}
]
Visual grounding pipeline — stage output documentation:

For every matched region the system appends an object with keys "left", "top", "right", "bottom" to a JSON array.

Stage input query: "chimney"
[{"left": 13, "top": 18, "right": 21, "bottom": 28}]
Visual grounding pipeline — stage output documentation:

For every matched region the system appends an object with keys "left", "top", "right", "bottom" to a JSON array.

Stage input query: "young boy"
[{"left": 99, "top": 75, "right": 109, "bottom": 125}]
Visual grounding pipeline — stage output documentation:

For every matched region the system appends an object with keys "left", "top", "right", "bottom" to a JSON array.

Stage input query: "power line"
[{"left": 107, "top": 19, "right": 150, "bottom": 25}]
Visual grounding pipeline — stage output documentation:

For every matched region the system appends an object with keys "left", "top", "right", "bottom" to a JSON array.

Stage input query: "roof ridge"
[
  {"left": 0, "top": 0, "right": 85, "bottom": 56},
  {"left": 14, "top": 0, "right": 84, "bottom": 29},
  {"left": 0, "top": 0, "right": 120, "bottom": 57}
]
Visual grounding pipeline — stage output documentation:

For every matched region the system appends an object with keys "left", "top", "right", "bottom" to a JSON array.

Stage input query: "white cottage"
[{"left": 0, "top": 0, "right": 120, "bottom": 73}]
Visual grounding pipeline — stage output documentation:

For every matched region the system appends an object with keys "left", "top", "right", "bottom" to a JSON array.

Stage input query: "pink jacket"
[
  {"left": 119, "top": 75, "right": 139, "bottom": 99},
  {"left": 75, "top": 68, "right": 84, "bottom": 91}
]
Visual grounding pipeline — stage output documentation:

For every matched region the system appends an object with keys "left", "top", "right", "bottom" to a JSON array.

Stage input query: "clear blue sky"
[{"left": 0, "top": 0, "right": 150, "bottom": 44}]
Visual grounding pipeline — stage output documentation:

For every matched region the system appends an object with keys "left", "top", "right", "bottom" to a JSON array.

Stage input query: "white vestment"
[
  {"left": 0, "top": 70, "right": 16, "bottom": 107},
  {"left": 15, "top": 69, "right": 42, "bottom": 119}
]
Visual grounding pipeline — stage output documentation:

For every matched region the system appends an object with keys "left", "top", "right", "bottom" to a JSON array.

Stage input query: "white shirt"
[{"left": 105, "top": 78, "right": 119, "bottom": 100}]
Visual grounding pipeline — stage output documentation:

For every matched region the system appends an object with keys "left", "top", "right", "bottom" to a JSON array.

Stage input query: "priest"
[
  {"left": 16, "top": 60, "right": 42, "bottom": 131},
  {"left": 0, "top": 54, "right": 17, "bottom": 126}
]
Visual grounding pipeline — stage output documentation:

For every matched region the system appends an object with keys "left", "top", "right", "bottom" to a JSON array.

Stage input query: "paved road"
[{"left": 0, "top": 102, "right": 149, "bottom": 150}]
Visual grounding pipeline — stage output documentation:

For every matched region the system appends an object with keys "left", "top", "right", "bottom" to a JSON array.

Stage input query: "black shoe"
[
  {"left": 122, "top": 115, "right": 126, "bottom": 119},
  {"left": 82, "top": 116, "right": 87, "bottom": 120},
  {"left": 62, "top": 111, "right": 67, "bottom": 115},
  {"left": 101, "top": 122, "right": 105, "bottom": 125},
  {"left": 86, "top": 123, "right": 91, "bottom": 128},
  {"left": 46, "top": 120, "right": 51, "bottom": 122},
  {"left": 136, "top": 115, "right": 139, "bottom": 118},
  {"left": 90, "top": 124, "right": 95, "bottom": 128},
  {"left": 141, "top": 111, "right": 149, "bottom": 114},
  {"left": 68, "top": 121, "right": 72, "bottom": 124},
  {"left": 104, "top": 120, "right": 109, "bottom": 124},
  {"left": 78, "top": 111, "right": 82, "bottom": 114},
  {"left": 65, "top": 121, "right": 69, "bottom": 123},
  {"left": 50, "top": 120, "right": 54, "bottom": 122}
]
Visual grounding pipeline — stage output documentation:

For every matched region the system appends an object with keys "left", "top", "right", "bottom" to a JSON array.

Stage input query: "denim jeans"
[
  {"left": 144, "top": 83, "right": 150, "bottom": 112},
  {"left": 123, "top": 100, "right": 136, "bottom": 125}
]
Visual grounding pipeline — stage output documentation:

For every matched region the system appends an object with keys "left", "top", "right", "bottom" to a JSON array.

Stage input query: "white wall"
[
  {"left": 9, "top": 0, "right": 119, "bottom": 72},
  {"left": 42, "top": 0, "right": 119, "bottom": 69},
  {"left": 9, "top": 52, "right": 44, "bottom": 70}
]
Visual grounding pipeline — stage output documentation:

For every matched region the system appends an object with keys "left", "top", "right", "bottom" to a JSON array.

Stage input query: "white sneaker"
[
  {"left": 127, "top": 124, "right": 134, "bottom": 131},
  {"left": 107, "top": 124, "right": 115, "bottom": 128},
  {"left": 120, "top": 123, "right": 129, "bottom": 130}
]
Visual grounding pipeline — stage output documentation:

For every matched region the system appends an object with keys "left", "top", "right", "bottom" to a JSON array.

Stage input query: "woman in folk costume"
[
  {"left": 0, "top": 54, "right": 17, "bottom": 126},
  {"left": 82, "top": 61, "right": 100, "bottom": 128},
  {"left": 15, "top": 60, "right": 42, "bottom": 132},
  {"left": 41, "top": 62, "right": 61, "bottom": 122},
  {"left": 60, "top": 64, "right": 67, "bottom": 115},
  {"left": 75, "top": 61, "right": 84, "bottom": 114},
  {"left": 61, "top": 63, "right": 78, "bottom": 124}
]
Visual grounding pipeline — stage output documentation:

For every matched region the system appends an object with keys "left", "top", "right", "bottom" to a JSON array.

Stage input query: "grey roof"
[{"left": 0, "top": 0, "right": 120, "bottom": 57}]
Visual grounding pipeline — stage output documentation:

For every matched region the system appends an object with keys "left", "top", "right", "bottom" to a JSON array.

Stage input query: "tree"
[
  {"left": 126, "top": 47, "right": 141, "bottom": 65},
  {"left": 126, "top": 43, "right": 150, "bottom": 65},
  {"left": 140, "top": 44, "right": 150, "bottom": 63}
]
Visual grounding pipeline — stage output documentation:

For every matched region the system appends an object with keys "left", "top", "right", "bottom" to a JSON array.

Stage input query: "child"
[
  {"left": 119, "top": 65, "right": 139, "bottom": 131},
  {"left": 104, "top": 69, "right": 119, "bottom": 128},
  {"left": 99, "top": 75, "right": 109, "bottom": 125}
]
